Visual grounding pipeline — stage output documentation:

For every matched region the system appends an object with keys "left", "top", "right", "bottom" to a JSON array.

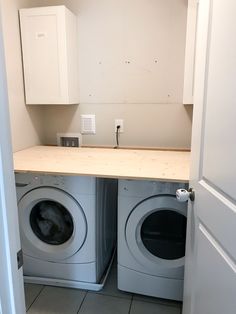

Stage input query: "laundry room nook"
[{"left": 1, "top": 0, "right": 236, "bottom": 314}]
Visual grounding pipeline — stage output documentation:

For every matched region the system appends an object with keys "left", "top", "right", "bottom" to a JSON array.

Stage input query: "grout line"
[
  {"left": 93, "top": 290, "right": 133, "bottom": 300},
  {"left": 133, "top": 295, "right": 182, "bottom": 308},
  {"left": 136, "top": 299, "right": 182, "bottom": 309},
  {"left": 150, "top": 301, "right": 181, "bottom": 308},
  {"left": 131, "top": 296, "right": 182, "bottom": 313},
  {"left": 128, "top": 295, "right": 133, "bottom": 314},
  {"left": 26, "top": 284, "right": 45, "bottom": 312},
  {"left": 152, "top": 301, "right": 182, "bottom": 308},
  {"left": 77, "top": 291, "right": 88, "bottom": 314}
]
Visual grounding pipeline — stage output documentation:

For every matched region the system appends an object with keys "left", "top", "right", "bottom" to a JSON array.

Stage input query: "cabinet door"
[{"left": 20, "top": 6, "right": 78, "bottom": 105}]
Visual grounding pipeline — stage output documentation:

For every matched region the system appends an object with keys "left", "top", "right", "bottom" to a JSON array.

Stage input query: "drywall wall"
[
  {"left": 0, "top": 0, "right": 44, "bottom": 152},
  {"left": 23, "top": 0, "right": 192, "bottom": 149},
  {"left": 43, "top": 103, "right": 192, "bottom": 148}
]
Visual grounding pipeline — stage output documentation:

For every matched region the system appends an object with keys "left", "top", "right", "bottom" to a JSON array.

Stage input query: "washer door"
[
  {"left": 126, "top": 195, "right": 187, "bottom": 273},
  {"left": 18, "top": 187, "right": 87, "bottom": 261}
]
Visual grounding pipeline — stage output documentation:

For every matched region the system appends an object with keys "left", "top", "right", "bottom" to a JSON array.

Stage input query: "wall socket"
[
  {"left": 115, "top": 119, "right": 124, "bottom": 133},
  {"left": 57, "top": 133, "right": 82, "bottom": 147}
]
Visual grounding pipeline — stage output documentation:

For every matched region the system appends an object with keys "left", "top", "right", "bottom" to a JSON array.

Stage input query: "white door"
[
  {"left": 183, "top": 0, "right": 236, "bottom": 314},
  {"left": 0, "top": 9, "right": 25, "bottom": 314}
]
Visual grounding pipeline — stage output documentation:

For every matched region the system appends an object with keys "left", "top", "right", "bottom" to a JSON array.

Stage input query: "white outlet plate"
[
  {"left": 81, "top": 114, "right": 96, "bottom": 134},
  {"left": 57, "top": 133, "right": 82, "bottom": 147},
  {"left": 115, "top": 119, "right": 124, "bottom": 133}
]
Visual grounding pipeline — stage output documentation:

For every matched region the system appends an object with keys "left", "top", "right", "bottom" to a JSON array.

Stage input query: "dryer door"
[
  {"left": 18, "top": 187, "right": 87, "bottom": 261},
  {"left": 126, "top": 195, "right": 187, "bottom": 273}
]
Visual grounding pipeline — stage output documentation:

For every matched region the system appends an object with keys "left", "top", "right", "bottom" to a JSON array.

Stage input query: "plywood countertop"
[{"left": 13, "top": 146, "right": 190, "bottom": 182}]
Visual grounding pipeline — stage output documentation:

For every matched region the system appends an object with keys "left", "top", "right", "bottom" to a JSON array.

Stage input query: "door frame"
[
  {"left": 0, "top": 5, "right": 25, "bottom": 314},
  {"left": 182, "top": 0, "right": 212, "bottom": 313}
]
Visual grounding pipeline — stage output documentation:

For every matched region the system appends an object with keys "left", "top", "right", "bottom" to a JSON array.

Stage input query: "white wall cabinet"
[
  {"left": 19, "top": 6, "right": 79, "bottom": 105},
  {"left": 183, "top": 0, "right": 198, "bottom": 104}
]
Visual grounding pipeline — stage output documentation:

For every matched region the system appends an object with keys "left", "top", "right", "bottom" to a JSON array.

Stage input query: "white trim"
[
  {"left": 183, "top": 0, "right": 198, "bottom": 104},
  {"left": 0, "top": 6, "right": 25, "bottom": 314}
]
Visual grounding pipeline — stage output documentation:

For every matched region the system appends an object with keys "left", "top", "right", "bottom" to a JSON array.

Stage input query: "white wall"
[
  {"left": 33, "top": 0, "right": 192, "bottom": 149},
  {"left": 4, "top": 0, "right": 192, "bottom": 150},
  {"left": 43, "top": 103, "right": 192, "bottom": 148},
  {"left": 0, "top": 0, "right": 44, "bottom": 152}
]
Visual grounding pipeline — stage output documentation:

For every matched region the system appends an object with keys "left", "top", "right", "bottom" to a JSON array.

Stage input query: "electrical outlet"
[
  {"left": 57, "top": 133, "right": 82, "bottom": 147},
  {"left": 115, "top": 119, "right": 124, "bottom": 133}
]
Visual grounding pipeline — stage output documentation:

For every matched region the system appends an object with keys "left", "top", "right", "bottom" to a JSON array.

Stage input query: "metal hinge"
[{"left": 17, "top": 249, "right": 23, "bottom": 269}]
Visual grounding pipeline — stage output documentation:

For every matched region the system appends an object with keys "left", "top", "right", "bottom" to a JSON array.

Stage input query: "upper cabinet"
[
  {"left": 183, "top": 0, "right": 198, "bottom": 105},
  {"left": 19, "top": 6, "right": 79, "bottom": 105}
]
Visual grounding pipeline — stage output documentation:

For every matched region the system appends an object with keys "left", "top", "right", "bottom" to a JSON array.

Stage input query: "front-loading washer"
[
  {"left": 118, "top": 179, "right": 188, "bottom": 301},
  {"left": 15, "top": 173, "right": 117, "bottom": 290}
]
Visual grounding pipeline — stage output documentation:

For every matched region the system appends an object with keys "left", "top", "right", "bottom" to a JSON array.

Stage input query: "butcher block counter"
[{"left": 13, "top": 146, "right": 190, "bottom": 182}]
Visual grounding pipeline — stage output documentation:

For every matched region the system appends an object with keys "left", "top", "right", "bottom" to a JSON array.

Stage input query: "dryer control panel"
[{"left": 15, "top": 173, "right": 65, "bottom": 188}]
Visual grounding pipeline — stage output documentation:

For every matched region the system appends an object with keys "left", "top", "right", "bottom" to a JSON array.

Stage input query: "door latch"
[{"left": 17, "top": 249, "right": 23, "bottom": 269}]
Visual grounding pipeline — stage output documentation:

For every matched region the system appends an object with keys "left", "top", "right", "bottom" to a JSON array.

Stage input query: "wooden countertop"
[{"left": 13, "top": 146, "right": 190, "bottom": 182}]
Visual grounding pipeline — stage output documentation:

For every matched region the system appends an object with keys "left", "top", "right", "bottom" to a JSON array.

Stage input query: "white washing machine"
[
  {"left": 118, "top": 179, "right": 188, "bottom": 301},
  {"left": 15, "top": 173, "right": 117, "bottom": 290}
]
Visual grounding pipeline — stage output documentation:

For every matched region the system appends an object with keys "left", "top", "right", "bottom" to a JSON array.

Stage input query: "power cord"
[{"left": 114, "top": 125, "right": 121, "bottom": 149}]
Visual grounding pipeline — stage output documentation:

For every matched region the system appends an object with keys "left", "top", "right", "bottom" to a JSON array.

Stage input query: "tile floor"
[{"left": 24, "top": 264, "right": 182, "bottom": 314}]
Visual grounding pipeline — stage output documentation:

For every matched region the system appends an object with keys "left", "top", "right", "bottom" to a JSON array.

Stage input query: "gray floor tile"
[
  {"left": 130, "top": 300, "right": 181, "bottom": 314},
  {"left": 27, "top": 286, "right": 86, "bottom": 314},
  {"left": 133, "top": 294, "right": 182, "bottom": 308},
  {"left": 24, "top": 283, "right": 44, "bottom": 311},
  {"left": 96, "top": 266, "right": 132, "bottom": 299},
  {"left": 79, "top": 293, "right": 131, "bottom": 314}
]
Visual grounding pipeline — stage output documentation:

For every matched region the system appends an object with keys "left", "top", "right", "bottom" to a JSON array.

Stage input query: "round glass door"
[
  {"left": 141, "top": 210, "right": 187, "bottom": 260},
  {"left": 30, "top": 200, "right": 74, "bottom": 245},
  {"left": 19, "top": 187, "right": 87, "bottom": 261},
  {"left": 126, "top": 195, "right": 187, "bottom": 274}
]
